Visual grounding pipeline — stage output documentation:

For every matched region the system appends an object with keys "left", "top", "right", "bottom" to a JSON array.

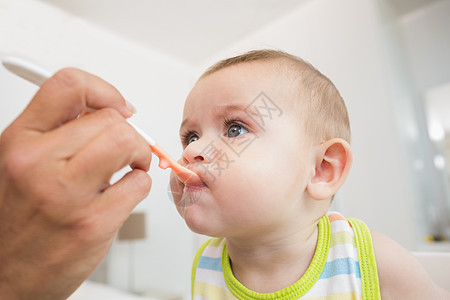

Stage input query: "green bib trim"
[{"left": 347, "top": 217, "right": 381, "bottom": 300}]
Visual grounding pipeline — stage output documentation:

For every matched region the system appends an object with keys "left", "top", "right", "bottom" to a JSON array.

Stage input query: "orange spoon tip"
[
  {"left": 176, "top": 169, "right": 202, "bottom": 185},
  {"left": 149, "top": 143, "right": 202, "bottom": 185}
]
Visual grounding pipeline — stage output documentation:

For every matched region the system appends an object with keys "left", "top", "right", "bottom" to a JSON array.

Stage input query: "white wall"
[
  {"left": 196, "top": 0, "right": 417, "bottom": 249},
  {"left": 0, "top": 0, "right": 195, "bottom": 297},
  {"left": 397, "top": 0, "right": 450, "bottom": 247},
  {"left": 399, "top": 0, "right": 450, "bottom": 92}
]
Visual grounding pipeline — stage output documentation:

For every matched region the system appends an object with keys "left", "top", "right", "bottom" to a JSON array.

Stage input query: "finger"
[
  {"left": 15, "top": 68, "right": 135, "bottom": 133},
  {"left": 98, "top": 169, "right": 152, "bottom": 221},
  {"left": 45, "top": 108, "right": 134, "bottom": 159},
  {"left": 66, "top": 121, "right": 152, "bottom": 191}
]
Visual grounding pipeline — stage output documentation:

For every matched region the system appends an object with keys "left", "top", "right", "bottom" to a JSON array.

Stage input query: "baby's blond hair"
[{"left": 201, "top": 49, "right": 351, "bottom": 145}]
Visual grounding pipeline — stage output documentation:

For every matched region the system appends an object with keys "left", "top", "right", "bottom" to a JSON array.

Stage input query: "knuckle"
[
  {"left": 51, "top": 67, "right": 84, "bottom": 89},
  {"left": 1, "top": 145, "right": 37, "bottom": 181},
  {"left": 132, "top": 170, "right": 152, "bottom": 195},
  {"left": 97, "top": 107, "right": 123, "bottom": 124},
  {"left": 70, "top": 210, "right": 115, "bottom": 244},
  {"left": 0, "top": 127, "right": 15, "bottom": 146},
  {"left": 109, "top": 123, "right": 139, "bottom": 151},
  {"left": 0, "top": 146, "right": 58, "bottom": 208},
  {"left": 72, "top": 213, "right": 102, "bottom": 239},
  {"left": 0, "top": 140, "right": 69, "bottom": 208}
]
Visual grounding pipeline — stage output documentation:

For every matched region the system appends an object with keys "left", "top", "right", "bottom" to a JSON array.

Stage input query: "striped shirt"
[{"left": 191, "top": 212, "right": 380, "bottom": 299}]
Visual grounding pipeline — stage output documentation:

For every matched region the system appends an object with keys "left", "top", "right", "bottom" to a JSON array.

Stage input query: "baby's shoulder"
[{"left": 371, "top": 231, "right": 450, "bottom": 299}]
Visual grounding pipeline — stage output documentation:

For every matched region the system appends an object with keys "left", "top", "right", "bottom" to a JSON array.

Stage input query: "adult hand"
[{"left": 0, "top": 68, "right": 152, "bottom": 299}]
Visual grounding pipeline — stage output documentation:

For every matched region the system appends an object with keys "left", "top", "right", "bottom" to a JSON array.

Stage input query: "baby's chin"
[
  {"left": 182, "top": 208, "right": 207, "bottom": 234},
  {"left": 180, "top": 206, "right": 219, "bottom": 236}
]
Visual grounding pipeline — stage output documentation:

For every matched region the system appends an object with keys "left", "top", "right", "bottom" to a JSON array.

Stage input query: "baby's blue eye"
[
  {"left": 227, "top": 124, "right": 248, "bottom": 138},
  {"left": 187, "top": 135, "right": 199, "bottom": 144},
  {"left": 181, "top": 131, "right": 199, "bottom": 146}
]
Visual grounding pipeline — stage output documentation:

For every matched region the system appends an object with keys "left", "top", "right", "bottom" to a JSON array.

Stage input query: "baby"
[{"left": 170, "top": 50, "right": 449, "bottom": 299}]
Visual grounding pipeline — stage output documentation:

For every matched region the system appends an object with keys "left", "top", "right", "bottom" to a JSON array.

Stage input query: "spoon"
[{"left": 2, "top": 56, "right": 201, "bottom": 185}]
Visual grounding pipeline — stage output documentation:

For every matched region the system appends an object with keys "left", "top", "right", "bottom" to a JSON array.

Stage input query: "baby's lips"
[{"left": 176, "top": 169, "right": 203, "bottom": 186}]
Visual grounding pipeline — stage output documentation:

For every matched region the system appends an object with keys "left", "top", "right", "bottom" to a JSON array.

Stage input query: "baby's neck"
[{"left": 225, "top": 220, "right": 320, "bottom": 293}]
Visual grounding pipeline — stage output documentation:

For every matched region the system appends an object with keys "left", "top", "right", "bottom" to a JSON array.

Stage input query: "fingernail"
[{"left": 126, "top": 101, "right": 137, "bottom": 115}]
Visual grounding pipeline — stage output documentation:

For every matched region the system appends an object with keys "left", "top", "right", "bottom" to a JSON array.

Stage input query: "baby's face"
[{"left": 173, "top": 62, "right": 315, "bottom": 239}]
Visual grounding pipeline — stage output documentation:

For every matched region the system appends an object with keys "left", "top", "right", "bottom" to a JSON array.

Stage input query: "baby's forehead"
[
  {"left": 187, "top": 60, "right": 304, "bottom": 115},
  {"left": 197, "top": 71, "right": 290, "bottom": 108},
  {"left": 185, "top": 66, "right": 306, "bottom": 128},
  {"left": 231, "top": 60, "right": 305, "bottom": 106},
  {"left": 201, "top": 59, "right": 301, "bottom": 94},
  {"left": 226, "top": 58, "right": 299, "bottom": 80}
]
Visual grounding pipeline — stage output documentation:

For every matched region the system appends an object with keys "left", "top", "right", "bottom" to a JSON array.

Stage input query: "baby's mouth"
[
  {"left": 175, "top": 167, "right": 208, "bottom": 208},
  {"left": 183, "top": 170, "right": 207, "bottom": 192},
  {"left": 176, "top": 169, "right": 202, "bottom": 186},
  {"left": 175, "top": 181, "right": 206, "bottom": 209},
  {"left": 183, "top": 183, "right": 207, "bottom": 193},
  {"left": 179, "top": 165, "right": 208, "bottom": 185}
]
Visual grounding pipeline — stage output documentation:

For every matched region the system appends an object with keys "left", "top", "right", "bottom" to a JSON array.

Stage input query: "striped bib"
[{"left": 191, "top": 212, "right": 380, "bottom": 299}]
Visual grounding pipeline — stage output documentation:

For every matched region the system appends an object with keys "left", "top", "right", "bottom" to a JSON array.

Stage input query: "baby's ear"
[{"left": 307, "top": 138, "right": 353, "bottom": 201}]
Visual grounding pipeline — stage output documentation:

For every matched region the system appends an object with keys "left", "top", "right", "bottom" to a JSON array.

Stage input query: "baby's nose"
[{"left": 183, "top": 139, "right": 216, "bottom": 165}]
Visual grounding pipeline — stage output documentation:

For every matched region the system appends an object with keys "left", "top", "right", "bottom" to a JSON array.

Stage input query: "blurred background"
[{"left": 1, "top": 0, "right": 449, "bottom": 298}]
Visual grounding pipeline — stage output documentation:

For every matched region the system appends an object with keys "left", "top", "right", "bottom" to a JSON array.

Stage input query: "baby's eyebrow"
[
  {"left": 213, "top": 104, "right": 259, "bottom": 118},
  {"left": 180, "top": 118, "right": 190, "bottom": 131}
]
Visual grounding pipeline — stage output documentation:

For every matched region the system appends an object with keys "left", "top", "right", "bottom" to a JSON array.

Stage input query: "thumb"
[{"left": 16, "top": 68, "right": 135, "bottom": 133}]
